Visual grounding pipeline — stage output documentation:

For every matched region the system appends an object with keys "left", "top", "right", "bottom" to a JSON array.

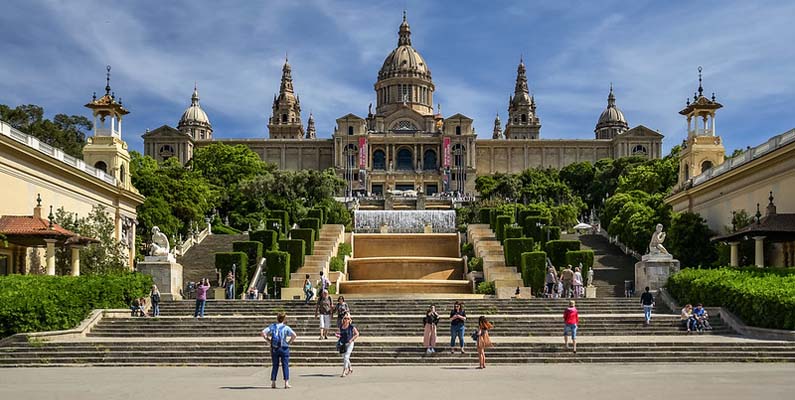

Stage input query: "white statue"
[
  {"left": 648, "top": 223, "right": 669, "bottom": 255},
  {"left": 586, "top": 267, "right": 594, "bottom": 287},
  {"left": 149, "top": 226, "right": 170, "bottom": 256}
]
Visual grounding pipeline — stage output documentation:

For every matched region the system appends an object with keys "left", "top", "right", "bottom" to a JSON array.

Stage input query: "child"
[{"left": 475, "top": 316, "right": 494, "bottom": 369}]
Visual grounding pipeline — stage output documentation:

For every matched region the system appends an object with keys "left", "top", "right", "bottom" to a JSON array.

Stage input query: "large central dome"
[{"left": 374, "top": 12, "right": 435, "bottom": 116}]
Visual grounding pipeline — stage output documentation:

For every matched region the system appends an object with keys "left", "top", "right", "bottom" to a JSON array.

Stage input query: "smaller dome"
[
  {"left": 178, "top": 85, "right": 211, "bottom": 128},
  {"left": 595, "top": 85, "right": 628, "bottom": 131}
]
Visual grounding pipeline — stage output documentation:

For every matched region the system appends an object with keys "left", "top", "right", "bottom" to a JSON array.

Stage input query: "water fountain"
[{"left": 354, "top": 210, "right": 456, "bottom": 233}]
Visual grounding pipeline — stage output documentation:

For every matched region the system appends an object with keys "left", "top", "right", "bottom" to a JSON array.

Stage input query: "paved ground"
[{"left": 1, "top": 364, "right": 793, "bottom": 400}]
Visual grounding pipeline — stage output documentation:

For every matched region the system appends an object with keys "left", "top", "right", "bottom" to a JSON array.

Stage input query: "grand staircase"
[
  {"left": 468, "top": 224, "right": 524, "bottom": 295},
  {"left": 179, "top": 234, "right": 249, "bottom": 285},
  {"left": 4, "top": 298, "right": 795, "bottom": 367},
  {"left": 289, "top": 224, "right": 345, "bottom": 287}
]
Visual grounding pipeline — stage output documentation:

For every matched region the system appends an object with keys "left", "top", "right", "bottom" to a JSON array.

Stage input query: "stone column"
[
  {"left": 753, "top": 236, "right": 766, "bottom": 267},
  {"left": 70, "top": 246, "right": 81, "bottom": 276},
  {"left": 729, "top": 242, "right": 740, "bottom": 267},
  {"left": 44, "top": 239, "right": 56, "bottom": 276}
]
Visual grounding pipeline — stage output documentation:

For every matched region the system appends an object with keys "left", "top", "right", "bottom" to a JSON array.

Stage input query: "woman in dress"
[
  {"left": 338, "top": 313, "right": 359, "bottom": 377},
  {"left": 475, "top": 316, "right": 494, "bottom": 369},
  {"left": 423, "top": 305, "right": 440, "bottom": 353},
  {"left": 573, "top": 267, "right": 584, "bottom": 298}
]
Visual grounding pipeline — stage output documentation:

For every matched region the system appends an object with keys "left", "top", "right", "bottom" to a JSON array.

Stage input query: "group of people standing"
[
  {"left": 423, "top": 301, "right": 494, "bottom": 369},
  {"left": 544, "top": 264, "right": 588, "bottom": 298}
]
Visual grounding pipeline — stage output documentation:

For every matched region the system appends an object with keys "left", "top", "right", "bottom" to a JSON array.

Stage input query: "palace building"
[{"left": 143, "top": 13, "right": 664, "bottom": 195}]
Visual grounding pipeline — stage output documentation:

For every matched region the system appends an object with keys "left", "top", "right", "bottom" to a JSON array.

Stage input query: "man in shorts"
[{"left": 314, "top": 289, "right": 333, "bottom": 339}]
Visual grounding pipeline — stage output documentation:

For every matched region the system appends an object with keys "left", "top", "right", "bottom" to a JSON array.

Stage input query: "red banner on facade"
[
  {"left": 443, "top": 137, "right": 451, "bottom": 168},
  {"left": 358, "top": 137, "right": 367, "bottom": 168}
]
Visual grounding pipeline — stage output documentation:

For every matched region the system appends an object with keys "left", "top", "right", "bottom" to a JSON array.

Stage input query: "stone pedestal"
[
  {"left": 137, "top": 260, "right": 183, "bottom": 300},
  {"left": 585, "top": 286, "right": 597, "bottom": 298},
  {"left": 635, "top": 254, "right": 680, "bottom": 292}
]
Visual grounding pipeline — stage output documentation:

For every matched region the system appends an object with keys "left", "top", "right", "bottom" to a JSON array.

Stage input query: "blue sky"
[{"left": 1, "top": 0, "right": 794, "bottom": 155}]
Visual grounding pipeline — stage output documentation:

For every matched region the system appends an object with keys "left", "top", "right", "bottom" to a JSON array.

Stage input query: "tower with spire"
[
  {"left": 83, "top": 65, "right": 133, "bottom": 190},
  {"left": 268, "top": 57, "right": 305, "bottom": 139},
  {"left": 594, "top": 84, "right": 629, "bottom": 139},
  {"left": 178, "top": 83, "right": 213, "bottom": 140},
  {"left": 492, "top": 113, "right": 503, "bottom": 139},
  {"left": 677, "top": 66, "right": 725, "bottom": 187},
  {"left": 306, "top": 113, "right": 317, "bottom": 139},
  {"left": 504, "top": 58, "right": 541, "bottom": 139}
]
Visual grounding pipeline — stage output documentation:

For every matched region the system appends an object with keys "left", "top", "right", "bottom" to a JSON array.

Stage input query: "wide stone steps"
[
  {"left": 179, "top": 234, "right": 249, "bottom": 285},
  {"left": 3, "top": 342, "right": 795, "bottom": 366},
  {"left": 289, "top": 225, "right": 345, "bottom": 288}
]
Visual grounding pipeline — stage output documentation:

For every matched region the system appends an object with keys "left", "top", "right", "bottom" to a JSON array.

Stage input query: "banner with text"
[
  {"left": 443, "top": 137, "right": 451, "bottom": 168},
  {"left": 358, "top": 137, "right": 367, "bottom": 168}
]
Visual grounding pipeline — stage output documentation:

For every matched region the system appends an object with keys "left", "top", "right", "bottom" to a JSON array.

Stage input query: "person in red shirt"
[{"left": 563, "top": 300, "right": 579, "bottom": 353}]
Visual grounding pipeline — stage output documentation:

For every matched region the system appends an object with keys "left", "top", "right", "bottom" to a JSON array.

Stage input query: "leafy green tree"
[
  {"left": 0, "top": 104, "right": 92, "bottom": 159},
  {"left": 560, "top": 161, "right": 595, "bottom": 203},
  {"left": 667, "top": 212, "right": 718, "bottom": 267},
  {"left": 54, "top": 205, "right": 128, "bottom": 275},
  {"left": 617, "top": 164, "right": 663, "bottom": 194}
]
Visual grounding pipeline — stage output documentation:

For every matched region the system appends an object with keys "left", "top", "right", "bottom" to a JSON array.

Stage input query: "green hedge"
[
  {"left": 264, "top": 250, "right": 291, "bottom": 288},
  {"left": 667, "top": 268, "right": 795, "bottom": 330},
  {"left": 307, "top": 209, "right": 325, "bottom": 224},
  {"left": 337, "top": 243, "right": 352, "bottom": 257},
  {"left": 249, "top": 229, "right": 278, "bottom": 251},
  {"left": 232, "top": 241, "right": 263, "bottom": 267},
  {"left": 565, "top": 250, "right": 594, "bottom": 284},
  {"left": 0, "top": 274, "right": 151, "bottom": 338},
  {"left": 215, "top": 252, "right": 248, "bottom": 298},
  {"left": 520, "top": 251, "right": 547, "bottom": 292},
  {"left": 299, "top": 218, "right": 322, "bottom": 240},
  {"left": 504, "top": 226, "right": 524, "bottom": 240},
  {"left": 278, "top": 239, "right": 305, "bottom": 272},
  {"left": 478, "top": 208, "right": 493, "bottom": 225},
  {"left": 504, "top": 238, "right": 535, "bottom": 267},
  {"left": 523, "top": 216, "right": 551, "bottom": 242},
  {"left": 518, "top": 209, "right": 543, "bottom": 224},
  {"left": 468, "top": 257, "right": 483, "bottom": 272},
  {"left": 290, "top": 228, "right": 315, "bottom": 255},
  {"left": 269, "top": 210, "right": 290, "bottom": 231},
  {"left": 495, "top": 215, "right": 512, "bottom": 241},
  {"left": 264, "top": 218, "right": 284, "bottom": 234},
  {"left": 212, "top": 223, "right": 242, "bottom": 235},
  {"left": 544, "top": 226, "right": 562, "bottom": 242},
  {"left": 545, "top": 240, "right": 580, "bottom": 267},
  {"left": 476, "top": 281, "right": 495, "bottom": 295},
  {"left": 489, "top": 209, "right": 498, "bottom": 230}
]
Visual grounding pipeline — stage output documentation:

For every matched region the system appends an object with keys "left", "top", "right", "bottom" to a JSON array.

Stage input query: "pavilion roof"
[
  {"left": 0, "top": 215, "right": 97, "bottom": 247},
  {"left": 712, "top": 213, "right": 795, "bottom": 243}
]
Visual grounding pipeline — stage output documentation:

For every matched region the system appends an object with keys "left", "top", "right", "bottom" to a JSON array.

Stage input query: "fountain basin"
[
  {"left": 353, "top": 233, "right": 460, "bottom": 258},
  {"left": 347, "top": 257, "right": 464, "bottom": 280}
]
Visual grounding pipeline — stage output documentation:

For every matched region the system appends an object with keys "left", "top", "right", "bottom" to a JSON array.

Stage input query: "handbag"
[
  {"left": 470, "top": 330, "right": 479, "bottom": 342},
  {"left": 336, "top": 341, "right": 347, "bottom": 353}
]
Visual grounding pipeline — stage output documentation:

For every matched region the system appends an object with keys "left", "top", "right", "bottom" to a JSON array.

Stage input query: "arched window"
[
  {"left": 423, "top": 149, "right": 437, "bottom": 170},
  {"left": 348, "top": 126, "right": 354, "bottom": 135},
  {"left": 396, "top": 148, "right": 413, "bottom": 170},
  {"left": 94, "top": 161, "right": 107, "bottom": 173},
  {"left": 372, "top": 150, "right": 386, "bottom": 170},
  {"left": 631, "top": 145, "right": 648, "bottom": 156},
  {"left": 521, "top": 114, "right": 527, "bottom": 123},
  {"left": 455, "top": 126, "right": 461, "bottom": 135},
  {"left": 281, "top": 114, "right": 288, "bottom": 123},
  {"left": 701, "top": 160, "right": 713, "bottom": 172}
]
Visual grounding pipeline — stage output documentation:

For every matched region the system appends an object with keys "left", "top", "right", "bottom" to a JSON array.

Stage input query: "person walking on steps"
[
  {"left": 563, "top": 300, "right": 578, "bottom": 353},
  {"left": 475, "top": 316, "right": 494, "bottom": 369},
  {"left": 423, "top": 305, "right": 440, "bottom": 353},
  {"left": 150, "top": 285, "right": 161, "bottom": 317},
  {"left": 640, "top": 287, "right": 655, "bottom": 325},
  {"left": 334, "top": 296, "right": 350, "bottom": 330},
  {"left": 194, "top": 278, "right": 210, "bottom": 318},
  {"left": 449, "top": 301, "right": 467, "bottom": 354},
  {"left": 303, "top": 274, "right": 314, "bottom": 305},
  {"left": 224, "top": 271, "right": 235, "bottom": 300},
  {"left": 338, "top": 313, "right": 359, "bottom": 377},
  {"left": 262, "top": 312, "right": 297, "bottom": 389},
  {"left": 315, "top": 289, "right": 333, "bottom": 339}
]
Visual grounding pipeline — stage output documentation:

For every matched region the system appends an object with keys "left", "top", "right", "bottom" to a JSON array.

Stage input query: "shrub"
[
  {"left": 478, "top": 208, "right": 493, "bottom": 225},
  {"left": 518, "top": 209, "right": 543, "bottom": 225},
  {"left": 264, "top": 218, "right": 283, "bottom": 234},
  {"left": 232, "top": 241, "right": 263, "bottom": 285},
  {"left": 520, "top": 251, "right": 547, "bottom": 292},
  {"left": 269, "top": 210, "right": 290, "bottom": 231},
  {"left": 249, "top": 229, "right": 278, "bottom": 251},
  {"left": 264, "top": 250, "right": 291, "bottom": 288},
  {"left": 299, "top": 218, "right": 322, "bottom": 240},
  {"left": 489, "top": 209, "right": 498, "bottom": 230},
  {"left": 504, "top": 238, "right": 535, "bottom": 267},
  {"left": 0, "top": 273, "right": 151, "bottom": 338},
  {"left": 212, "top": 223, "right": 242, "bottom": 235},
  {"left": 461, "top": 243, "right": 475, "bottom": 259},
  {"left": 523, "top": 216, "right": 551, "bottom": 242},
  {"left": 278, "top": 239, "right": 305, "bottom": 272},
  {"left": 504, "top": 226, "right": 523, "bottom": 239},
  {"left": 667, "top": 268, "right": 795, "bottom": 330},
  {"left": 329, "top": 256, "right": 345, "bottom": 272},
  {"left": 468, "top": 257, "right": 483, "bottom": 272},
  {"left": 545, "top": 240, "right": 580, "bottom": 267},
  {"left": 307, "top": 209, "right": 325, "bottom": 224},
  {"left": 544, "top": 226, "right": 561, "bottom": 242},
  {"left": 476, "top": 281, "right": 495, "bottom": 295},
  {"left": 290, "top": 228, "right": 315, "bottom": 255},
  {"left": 565, "top": 250, "right": 594, "bottom": 283},
  {"left": 495, "top": 215, "right": 512, "bottom": 241},
  {"left": 215, "top": 252, "right": 248, "bottom": 297},
  {"left": 337, "top": 243, "right": 352, "bottom": 258}
]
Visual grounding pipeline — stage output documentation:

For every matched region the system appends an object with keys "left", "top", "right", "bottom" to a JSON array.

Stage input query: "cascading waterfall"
[{"left": 354, "top": 210, "right": 457, "bottom": 233}]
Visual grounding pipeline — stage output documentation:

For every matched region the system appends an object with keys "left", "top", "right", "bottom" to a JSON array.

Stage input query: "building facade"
[{"left": 144, "top": 14, "right": 664, "bottom": 194}]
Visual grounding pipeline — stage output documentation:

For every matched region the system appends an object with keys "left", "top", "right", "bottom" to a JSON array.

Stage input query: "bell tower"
[
  {"left": 268, "top": 58, "right": 304, "bottom": 139},
  {"left": 505, "top": 58, "right": 541, "bottom": 139},
  {"left": 677, "top": 66, "right": 725, "bottom": 189},
  {"left": 83, "top": 65, "right": 133, "bottom": 190}
]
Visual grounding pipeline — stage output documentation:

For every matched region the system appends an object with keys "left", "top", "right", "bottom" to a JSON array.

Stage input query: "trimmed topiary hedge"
[
  {"left": 523, "top": 216, "right": 552, "bottom": 242},
  {"left": 518, "top": 209, "right": 543, "bottom": 225},
  {"left": 232, "top": 241, "right": 263, "bottom": 268},
  {"left": 299, "top": 218, "right": 322, "bottom": 240},
  {"left": 565, "top": 250, "right": 594, "bottom": 284},
  {"left": 290, "top": 228, "right": 315, "bottom": 255},
  {"left": 495, "top": 215, "right": 512, "bottom": 241},
  {"left": 489, "top": 209, "right": 498, "bottom": 230},
  {"left": 307, "top": 209, "right": 325, "bottom": 224},
  {"left": 504, "top": 238, "right": 535, "bottom": 267},
  {"left": 269, "top": 210, "right": 289, "bottom": 232},
  {"left": 249, "top": 229, "right": 278, "bottom": 251},
  {"left": 264, "top": 250, "right": 291, "bottom": 289},
  {"left": 504, "top": 226, "right": 524, "bottom": 240},
  {"left": 0, "top": 274, "right": 151, "bottom": 338},
  {"left": 478, "top": 208, "right": 493, "bottom": 225},
  {"left": 264, "top": 218, "right": 284, "bottom": 234},
  {"left": 278, "top": 239, "right": 305, "bottom": 272},
  {"left": 544, "top": 226, "right": 562, "bottom": 242},
  {"left": 545, "top": 240, "right": 580, "bottom": 268},
  {"left": 520, "top": 251, "right": 547, "bottom": 293},
  {"left": 667, "top": 268, "right": 795, "bottom": 330},
  {"left": 215, "top": 252, "right": 248, "bottom": 298}
]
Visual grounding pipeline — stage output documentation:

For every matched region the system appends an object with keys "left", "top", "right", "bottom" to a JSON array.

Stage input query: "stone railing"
[
  {"left": 0, "top": 119, "right": 117, "bottom": 186},
  {"left": 598, "top": 229, "right": 642, "bottom": 260},
  {"left": 175, "top": 226, "right": 211, "bottom": 257}
]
